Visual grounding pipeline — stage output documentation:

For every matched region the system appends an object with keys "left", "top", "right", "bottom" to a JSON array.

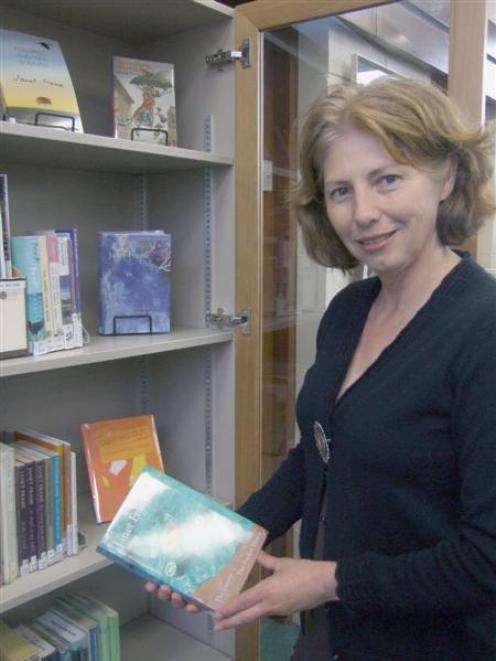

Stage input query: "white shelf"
[
  {"left": 0, "top": 123, "right": 233, "bottom": 174},
  {"left": 0, "top": 0, "right": 233, "bottom": 44},
  {"left": 0, "top": 497, "right": 110, "bottom": 613},
  {"left": 121, "top": 614, "right": 231, "bottom": 661},
  {"left": 0, "top": 328, "right": 233, "bottom": 377}
]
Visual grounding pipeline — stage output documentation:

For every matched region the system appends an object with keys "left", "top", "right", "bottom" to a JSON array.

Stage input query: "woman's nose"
[{"left": 353, "top": 187, "right": 380, "bottom": 226}]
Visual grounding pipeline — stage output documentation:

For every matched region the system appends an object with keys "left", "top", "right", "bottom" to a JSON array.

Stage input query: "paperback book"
[
  {"left": 113, "top": 56, "right": 176, "bottom": 146},
  {"left": 81, "top": 414, "right": 165, "bottom": 523},
  {"left": 98, "top": 231, "right": 171, "bottom": 335},
  {"left": 97, "top": 467, "right": 267, "bottom": 611},
  {"left": 0, "top": 28, "right": 83, "bottom": 131}
]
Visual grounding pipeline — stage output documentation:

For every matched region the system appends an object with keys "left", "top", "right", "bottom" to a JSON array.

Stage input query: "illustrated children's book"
[
  {"left": 97, "top": 467, "right": 268, "bottom": 611},
  {"left": 98, "top": 231, "right": 171, "bottom": 335},
  {"left": 81, "top": 414, "right": 165, "bottom": 523},
  {"left": 113, "top": 56, "right": 176, "bottom": 146},
  {"left": 0, "top": 28, "right": 83, "bottom": 132}
]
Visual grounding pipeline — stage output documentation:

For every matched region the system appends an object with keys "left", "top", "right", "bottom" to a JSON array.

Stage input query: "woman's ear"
[{"left": 440, "top": 155, "right": 457, "bottom": 201}]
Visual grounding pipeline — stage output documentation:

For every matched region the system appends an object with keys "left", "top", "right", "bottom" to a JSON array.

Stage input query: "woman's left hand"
[{"left": 214, "top": 551, "right": 338, "bottom": 630}]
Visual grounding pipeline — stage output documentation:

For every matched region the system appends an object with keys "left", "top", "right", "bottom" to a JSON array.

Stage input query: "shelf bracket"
[
  {"left": 205, "top": 39, "right": 251, "bottom": 70},
  {"left": 206, "top": 307, "right": 251, "bottom": 336}
]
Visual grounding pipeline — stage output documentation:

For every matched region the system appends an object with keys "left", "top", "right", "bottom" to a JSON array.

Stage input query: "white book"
[{"left": 0, "top": 442, "right": 19, "bottom": 584}]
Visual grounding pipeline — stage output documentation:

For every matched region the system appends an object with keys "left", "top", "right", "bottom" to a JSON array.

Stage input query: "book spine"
[
  {"left": 41, "top": 452, "right": 55, "bottom": 566},
  {"left": 46, "top": 233, "right": 65, "bottom": 352},
  {"left": 33, "top": 457, "right": 48, "bottom": 569},
  {"left": 15, "top": 462, "right": 31, "bottom": 576},
  {"left": 37, "top": 234, "right": 55, "bottom": 353},
  {"left": 51, "top": 453, "right": 64, "bottom": 562},
  {"left": 11, "top": 236, "right": 47, "bottom": 355},
  {"left": 23, "top": 459, "right": 39, "bottom": 572},
  {"left": 70, "top": 450, "right": 78, "bottom": 556},
  {"left": 62, "top": 444, "right": 72, "bottom": 557},
  {"left": 56, "top": 234, "right": 76, "bottom": 349},
  {"left": 56, "top": 229, "right": 83, "bottom": 347},
  {"left": 0, "top": 446, "right": 18, "bottom": 584},
  {"left": 0, "top": 173, "right": 12, "bottom": 278}
]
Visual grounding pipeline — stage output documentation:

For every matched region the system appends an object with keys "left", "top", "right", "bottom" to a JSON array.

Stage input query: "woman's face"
[{"left": 323, "top": 126, "right": 455, "bottom": 279}]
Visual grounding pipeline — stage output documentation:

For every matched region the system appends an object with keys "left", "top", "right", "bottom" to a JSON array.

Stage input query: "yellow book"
[
  {"left": 0, "top": 621, "right": 40, "bottom": 661},
  {"left": 0, "top": 28, "right": 83, "bottom": 132}
]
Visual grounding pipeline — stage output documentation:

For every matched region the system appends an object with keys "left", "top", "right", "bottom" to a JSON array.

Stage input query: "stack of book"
[
  {"left": 11, "top": 227, "right": 83, "bottom": 357},
  {"left": 0, "top": 430, "right": 78, "bottom": 585},
  {"left": 0, "top": 591, "right": 119, "bottom": 660}
]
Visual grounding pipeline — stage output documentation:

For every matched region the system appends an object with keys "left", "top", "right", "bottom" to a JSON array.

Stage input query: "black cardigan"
[{"left": 239, "top": 254, "right": 496, "bottom": 659}]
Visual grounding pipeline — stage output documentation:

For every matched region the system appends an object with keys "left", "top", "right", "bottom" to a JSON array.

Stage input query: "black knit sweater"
[{"left": 239, "top": 254, "right": 496, "bottom": 659}]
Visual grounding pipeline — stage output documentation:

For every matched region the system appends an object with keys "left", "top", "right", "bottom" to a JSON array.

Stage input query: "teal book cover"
[{"left": 97, "top": 467, "right": 267, "bottom": 611}]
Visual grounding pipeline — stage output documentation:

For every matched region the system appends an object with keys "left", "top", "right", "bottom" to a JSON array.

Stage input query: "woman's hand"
[
  {"left": 214, "top": 551, "right": 338, "bottom": 630},
  {"left": 144, "top": 581, "right": 201, "bottom": 614}
]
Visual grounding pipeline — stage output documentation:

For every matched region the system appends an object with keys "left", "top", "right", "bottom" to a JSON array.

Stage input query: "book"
[
  {"left": 29, "top": 620, "right": 71, "bottom": 661},
  {"left": 57, "top": 593, "right": 111, "bottom": 661},
  {"left": 11, "top": 442, "right": 54, "bottom": 567},
  {"left": 11, "top": 236, "right": 47, "bottom": 356},
  {"left": 98, "top": 231, "right": 171, "bottom": 335},
  {"left": 63, "top": 592, "right": 118, "bottom": 661},
  {"left": 0, "top": 279, "right": 29, "bottom": 358},
  {"left": 12, "top": 446, "right": 47, "bottom": 571},
  {"left": 51, "top": 600, "right": 99, "bottom": 661},
  {"left": 42, "top": 610, "right": 89, "bottom": 661},
  {"left": 0, "top": 28, "right": 83, "bottom": 132},
  {"left": 14, "top": 452, "right": 38, "bottom": 574},
  {"left": 0, "top": 174, "right": 12, "bottom": 278},
  {"left": 81, "top": 414, "right": 165, "bottom": 523},
  {"left": 13, "top": 429, "right": 75, "bottom": 558},
  {"left": 97, "top": 466, "right": 267, "bottom": 611},
  {"left": 14, "top": 625, "right": 56, "bottom": 661},
  {"left": 113, "top": 56, "right": 176, "bottom": 146},
  {"left": 55, "top": 227, "right": 83, "bottom": 349},
  {"left": 12, "top": 438, "right": 63, "bottom": 564},
  {"left": 0, "top": 443, "right": 18, "bottom": 585},
  {"left": 0, "top": 620, "right": 40, "bottom": 661}
]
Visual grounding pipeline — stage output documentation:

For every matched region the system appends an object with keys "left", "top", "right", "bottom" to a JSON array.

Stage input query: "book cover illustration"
[
  {"left": 97, "top": 467, "right": 267, "bottom": 611},
  {"left": 113, "top": 56, "right": 176, "bottom": 146},
  {"left": 0, "top": 28, "right": 83, "bottom": 132},
  {"left": 81, "top": 414, "right": 165, "bottom": 523},
  {"left": 98, "top": 231, "right": 171, "bottom": 335}
]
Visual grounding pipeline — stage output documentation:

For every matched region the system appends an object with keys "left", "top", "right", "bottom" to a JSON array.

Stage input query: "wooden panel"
[
  {"left": 448, "top": 0, "right": 488, "bottom": 261},
  {"left": 235, "top": 10, "right": 263, "bottom": 661},
  {"left": 238, "top": 0, "right": 395, "bottom": 30}
]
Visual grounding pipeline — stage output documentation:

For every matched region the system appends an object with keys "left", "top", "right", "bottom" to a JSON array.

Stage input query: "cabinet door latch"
[
  {"left": 206, "top": 39, "right": 251, "bottom": 70},
  {"left": 206, "top": 307, "right": 251, "bottom": 335}
]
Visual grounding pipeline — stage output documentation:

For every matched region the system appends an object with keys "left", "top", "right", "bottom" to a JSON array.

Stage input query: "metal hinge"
[
  {"left": 206, "top": 307, "right": 251, "bottom": 335},
  {"left": 206, "top": 39, "right": 251, "bottom": 70}
]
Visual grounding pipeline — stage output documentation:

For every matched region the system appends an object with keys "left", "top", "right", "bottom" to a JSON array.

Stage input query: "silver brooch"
[{"left": 313, "top": 421, "right": 331, "bottom": 464}]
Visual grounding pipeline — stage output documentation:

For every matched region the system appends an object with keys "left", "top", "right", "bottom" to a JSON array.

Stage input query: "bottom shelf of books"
[
  {"left": 0, "top": 496, "right": 111, "bottom": 613},
  {"left": 121, "top": 614, "right": 231, "bottom": 661}
]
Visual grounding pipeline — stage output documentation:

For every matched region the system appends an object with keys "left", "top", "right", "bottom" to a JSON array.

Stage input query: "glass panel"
[{"left": 261, "top": 0, "right": 451, "bottom": 560}]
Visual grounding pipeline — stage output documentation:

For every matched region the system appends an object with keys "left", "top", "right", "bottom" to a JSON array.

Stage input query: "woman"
[{"left": 148, "top": 78, "right": 496, "bottom": 659}]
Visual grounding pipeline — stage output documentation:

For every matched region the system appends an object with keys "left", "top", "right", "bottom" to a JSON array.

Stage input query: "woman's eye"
[
  {"left": 329, "top": 186, "right": 349, "bottom": 201},
  {"left": 381, "top": 174, "right": 399, "bottom": 185}
]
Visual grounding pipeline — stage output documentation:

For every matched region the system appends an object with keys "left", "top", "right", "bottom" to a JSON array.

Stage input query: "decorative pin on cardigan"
[{"left": 313, "top": 421, "right": 330, "bottom": 464}]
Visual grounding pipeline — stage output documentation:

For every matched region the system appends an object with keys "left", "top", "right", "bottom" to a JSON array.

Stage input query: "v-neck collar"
[{"left": 330, "top": 254, "right": 468, "bottom": 415}]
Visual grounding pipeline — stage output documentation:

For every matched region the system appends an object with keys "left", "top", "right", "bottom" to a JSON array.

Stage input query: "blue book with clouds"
[
  {"left": 97, "top": 467, "right": 267, "bottom": 611},
  {"left": 99, "top": 231, "right": 171, "bottom": 335}
]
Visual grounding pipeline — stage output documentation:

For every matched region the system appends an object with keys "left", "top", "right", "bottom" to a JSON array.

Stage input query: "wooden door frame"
[{"left": 233, "top": 1, "right": 488, "bottom": 659}]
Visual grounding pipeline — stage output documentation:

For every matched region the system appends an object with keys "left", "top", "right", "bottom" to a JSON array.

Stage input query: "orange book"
[{"left": 81, "top": 414, "right": 165, "bottom": 523}]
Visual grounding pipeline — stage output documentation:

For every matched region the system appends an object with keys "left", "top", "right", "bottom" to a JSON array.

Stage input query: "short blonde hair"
[{"left": 294, "top": 77, "right": 495, "bottom": 270}]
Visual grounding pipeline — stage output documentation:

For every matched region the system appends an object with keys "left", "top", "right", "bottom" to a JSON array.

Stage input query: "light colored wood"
[
  {"left": 237, "top": 0, "right": 395, "bottom": 31},
  {"left": 234, "top": 9, "right": 263, "bottom": 661},
  {"left": 448, "top": 0, "right": 488, "bottom": 262}
]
